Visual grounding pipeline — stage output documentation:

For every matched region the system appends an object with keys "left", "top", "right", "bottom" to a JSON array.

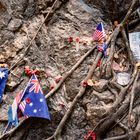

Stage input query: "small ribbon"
[
  {"left": 96, "top": 43, "right": 108, "bottom": 57},
  {"left": 55, "top": 75, "right": 62, "bottom": 83},
  {"left": 24, "top": 66, "right": 40, "bottom": 76},
  {"left": 84, "top": 130, "right": 96, "bottom": 140},
  {"left": 67, "top": 37, "right": 73, "bottom": 43},
  {"left": 96, "top": 59, "right": 101, "bottom": 67}
]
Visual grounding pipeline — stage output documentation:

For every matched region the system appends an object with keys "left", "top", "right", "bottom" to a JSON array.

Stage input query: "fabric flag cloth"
[
  {"left": 92, "top": 22, "right": 106, "bottom": 41},
  {"left": 96, "top": 43, "right": 108, "bottom": 57},
  {"left": 19, "top": 74, "right": 50, "bottom": 120},
  {"left": 8, "top": 91, "right": 22, "bottom": 126},
  {"left": 0, "top": 68, "right": 9, "bottom": 103}
]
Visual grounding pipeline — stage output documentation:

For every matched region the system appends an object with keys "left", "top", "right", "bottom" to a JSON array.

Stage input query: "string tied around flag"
[
  {"left": 96, "top": 42, "right": 108, "bottom": 57},
  {"left": 24, "top": 66, "right": 40, "bottom": 77}
]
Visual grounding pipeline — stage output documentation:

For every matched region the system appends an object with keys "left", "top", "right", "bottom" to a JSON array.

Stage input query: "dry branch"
[
  {"left": 46, "top": 31, "right": 120, "bottom": 140},
  {"left": 128, "top": 71, "right": 139, "bottom": 126},
  {"left": 0, "top": 0, "right": 139, "bottom": 139},
  {"left": 121, "top": 0, "right": 138, "bottom": 24},
  {"left": 135, "top": 119, "right": 140, "bottom": 139},
  {"left": 95, "top": 76, "right": 140, "bottom": 140},
  {"left": 46, "top": 1, "right": 138, "bottom": 137},
  {"left": 105, "top": 0, "right": 138, "bottom": 66},
  {"left": 47, "top": 52, "right": 103, "bottom": 140},
  {"left": 121, "top": 28, "right": 135, "bottom": 65},
  {"left": 105, "top": 67, "right": 138, "bottom": 115},
  {"left": 95, "top": 94, "right": 131, "bottom": 139},
  {"left": 45, "top": 33, "right": 114, "bottom": 99},
  {"left": 106, "top": 25, "right": 121, "bottom": 63},
  {"left": 0, "top": 119, "right": 27, "bottom": 139},
  {"left": 103, "top": 132, "right": 133, "bottom": 140},
  {"left": 45, "top": 46, "right": 96, "bottom": 99},
  {"left": 107, "top": 84, "right": 119, "bottom": 100}
]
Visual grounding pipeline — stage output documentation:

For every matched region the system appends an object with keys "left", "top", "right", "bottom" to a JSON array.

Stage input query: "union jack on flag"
[
  {"left": 92, "top": 22, "right": 106, "bottom": 41},
  {"left": 19, "top": 74, "right": 50, "bottom": 120},
  {"left": 29, "top": 78, "right": 42, "bottom": 93}
]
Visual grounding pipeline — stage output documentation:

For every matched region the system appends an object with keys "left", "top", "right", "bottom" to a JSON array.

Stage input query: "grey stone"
[
  {"left": 0, "top": 30, "right": 14, "bottom": 45},
  {"left": 92, "top": 79, "right": 108, "bottom": 92},
  {"left": 8, "top": 18, "right": 22, "bottom": 31}
]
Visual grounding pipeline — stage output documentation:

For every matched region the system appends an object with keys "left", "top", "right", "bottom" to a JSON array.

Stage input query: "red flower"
[
  {"left": 50, "top": 84, "right": 55, "bottom": 90},
  {"left": 55, "top": 75, "right": 62, "bottom": 83},
  {"left": 26, "top": 98, "right": 31, "bottom": 104},
  {"left": 59, "top": 102, "right": 65, "bottom": 107},
  {"left": 82, "top": 81, "right": 88, "bottom": 87},
  {"left": 84, "top": 130, "right": 96, "bottom": 140},
  {"left": 75, "top": 37, "right": 80, "bottom": 43},
  {"left": 67, "top": 37, "right": 73, "bottom": 43}
]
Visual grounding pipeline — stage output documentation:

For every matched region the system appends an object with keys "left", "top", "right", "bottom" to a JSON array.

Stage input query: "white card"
[{"left": 129, "top": 32, "right": 140, "bottom": 60}]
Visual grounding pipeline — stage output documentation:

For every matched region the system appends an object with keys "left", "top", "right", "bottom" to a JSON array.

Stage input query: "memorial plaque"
[{"left": 129, "top": 32, "right": 140, "bottom": 61}]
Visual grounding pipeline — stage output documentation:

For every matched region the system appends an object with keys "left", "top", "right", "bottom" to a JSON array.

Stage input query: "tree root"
[
  {"left": 95, "top": 81, "right": 140, "bottom": 140},
  {"left": 0, "top": 119, "right": 30, "bottom": 140},
  {"left": 103, "top": 132, "right": 133, "bottom": 140},
  {"left": 95, "top": 94, "right": 131, "bottom": 139},
  {"left": 121, "top": 28, "right": 135, "bottom": 65},
  {"left": 45, "top": 46, "right": 96, "bottom": 99},
  {"left": 105, "top": 66, "right": 138, "bottom": 116},
  {"left": 46, "top": 52, "right": 103, "bottom": 140},
  {"left": 46, "top": 1, "right": 138, "bottom": 137},
  {"left": 128, "top": 71, "right": 140, "bottom": 127},
  {"left": 0, "top": 1, "right": 139, "bottom": 140},
  {"left": 103, "top": 0, "right": 138, "bottom": 71}
]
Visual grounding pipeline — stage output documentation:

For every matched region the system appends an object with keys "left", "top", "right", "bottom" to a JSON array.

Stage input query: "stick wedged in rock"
[{"left": 46, "top": 0, "right": 139, "bottom": 139}]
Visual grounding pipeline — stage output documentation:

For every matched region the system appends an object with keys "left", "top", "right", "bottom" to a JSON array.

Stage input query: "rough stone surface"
[
  {"left": 92, "top": 79, "right": 108, "bottom": 93},
  {"left": 0, "top": 0, "right": 139, "bottom": 139},
  {"left": 8, "top": 18, "right": 22, "bottom": 31}
]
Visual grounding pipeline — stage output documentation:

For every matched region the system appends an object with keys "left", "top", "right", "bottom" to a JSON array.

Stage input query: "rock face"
[
  {"left": 0, "top": 0, "right": 137, "bottom": 139},
  {"left": 85, "top": 0, "right": 132, "bottom": 21},
  {"left": 8, "top": 18, "right": 22, "bottom": 31}
]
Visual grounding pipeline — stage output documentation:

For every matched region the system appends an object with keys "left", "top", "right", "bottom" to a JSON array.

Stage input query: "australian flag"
[
  {"left": 19, "top": 74, "right": 50, "bottom": 120},
  {"left": 0, "top": 68, "right": 9, "bottom": 103},
  {"left": 92, "top": 22, "right": 106, "bottom": 41}
]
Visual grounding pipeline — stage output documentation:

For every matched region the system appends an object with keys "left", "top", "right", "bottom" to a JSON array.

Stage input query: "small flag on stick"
[
  {"left": 92, "top": 22, "right": 106, "bottom": 41},
  {"left": 19, "top": 74, "right": 50, "bottom": 120}
]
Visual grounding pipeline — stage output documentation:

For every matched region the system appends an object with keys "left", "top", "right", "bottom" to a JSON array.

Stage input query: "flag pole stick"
[
  {"left": 2, "top": 122, "right": 10, "bottom": 134},
  {"left": 18, "top": 76, "right": 32, "bottom": 103}
]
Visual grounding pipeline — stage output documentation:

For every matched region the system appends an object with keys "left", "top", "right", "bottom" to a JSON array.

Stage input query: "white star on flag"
[{"left": 0, "top": 71, "right": 5, "bottom": 79}]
